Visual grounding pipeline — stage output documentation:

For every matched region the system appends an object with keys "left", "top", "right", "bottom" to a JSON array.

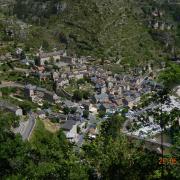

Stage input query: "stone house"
[
  {"left": 74, "top": 73, "right": 84, "bottom": 80},
  {"left": 24, "top": 84, "right": 37, "bottom": 100},
  {"left": 93, "top": 93, "right": 109, "bottom": 103},
  {"left": 107, "top": 81, "right": 114, "bottom": 89},
  {"left": 48, "top": 113, "right": 67, "bottom": 122},
  {"left": 111, "top": 86, "right": 123, "bottom": 95},
  {"left": 62, "top": 120, "right": 78, "bottom": 141},
  {"left": 98, "top": 103, "right": 116, "bottom": 113},
  {"left": 37, "top": 51, "right": 76, "bottom": 66},
  {"left": 37, "top": 50, "right": 64, "bottom": 65},
  {"left": 95, "top": 80, "right": 106, "bottom": 93},
  {"left": 77, "top": 57, "right": 87, "bottom": 64},
  {"left": 52, "top": 71, "right": 60, "bottom": 81},
  {"left": 114, "top": 98, "right": 123, "bottom": 106}
]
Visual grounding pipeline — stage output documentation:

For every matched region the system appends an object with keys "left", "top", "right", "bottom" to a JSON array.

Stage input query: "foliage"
[
  {"left": 158, "top": 63, "right": 180, "bottom": 88},
  {"left": 98, "top": 110, "right": 106, "bottom": 118},
  {"left": 82, "top": 90, "right": 91, "bottom": 100},
  {"left": 170, "top": 131, "right": 180, "bottom": 179},
  {"left": 0, "top": 87, "right": 17, "bottom": 96},
  {"left": 63, "top": 106, "right": 70, "bottom": 115},
  {"left": 82, "top": 114, "right": 161, "bottom": 180},
  {"left": 72, "top": 90, "right": 83, "bottom": 101},
  {"left": 0, "top": 108, "right": 179, "bottom": 179},
  {"left": 18, "top": 101, "right": 37, "bottom": 114},
  {"left": 83, "top": 110, "right": 89, "bottom": 119},
  {"left": 70, "top": 107, "right": 77, "bottom": 114},
  {"left": 77, "top": 78, "right": 86, "bottom": 85},
  {"left": 42, "top": 40, "right": 50, "bottom": 51},
  {"left": 11, "top": 0, "right": 169, "bottom": 65},
  {"left": 42, "top": 101, "right": 51, "bottom": 109},
  {"left": 0, "top": 115, "right": 88, "bottom": 179}
]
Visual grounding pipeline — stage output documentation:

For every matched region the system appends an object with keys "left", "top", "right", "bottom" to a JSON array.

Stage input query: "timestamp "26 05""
[{"left": 159, "top": 158, "right": 177, "bottom": 165}]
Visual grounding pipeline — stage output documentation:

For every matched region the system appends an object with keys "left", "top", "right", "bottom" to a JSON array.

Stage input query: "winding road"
[
  {"left": 0, "top": 82, "right": 39, "bottom": 140},
  {"left": 14, "top": 113, "right": 36, "bottom": 141}
]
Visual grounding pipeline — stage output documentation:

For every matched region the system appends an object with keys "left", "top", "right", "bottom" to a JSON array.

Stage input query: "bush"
[
  {"left": 73, "top": 90, "right": 83, "bottom": 101},
  {"left": 70, "top": 107, "right": 77, "bottom": 114},
  {"left": 98, "top": 111, "right": 106, "bottom": 118},
  {"left": 83, "top": 110, "right": 89, "bottom": 119},
  {"left": 63, "top": 106, "right": 70, "bottom": 115}
]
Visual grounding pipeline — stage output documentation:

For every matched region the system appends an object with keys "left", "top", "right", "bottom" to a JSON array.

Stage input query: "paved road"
[
  {"left": 21, "top": 113, "right": 36, "bottom": 140},
  {"left": 13, "top": 113, "right": 36, "bottom": 141}
]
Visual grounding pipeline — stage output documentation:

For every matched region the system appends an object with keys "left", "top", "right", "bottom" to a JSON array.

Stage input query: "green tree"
[
  {"left": 82, "top": 114, "right": 164, "bottom": 180},
  {"left": 83, "top": 110, "right": 89, "bottom": 119},
  {"left": 63, "top": 106, "right": 70, "bottom": 115},
  {"left": 70, "top": 107, "right": 77, "bottom": 114},
  {"left": 42, "top": 40, "right": 49, "bottom": 51},
  {"left": 42, "top": 101, "right": 50, "bottom": 109},
  {"left": 73, "top": 90, "right": 83, "bottom": 101},
  {"left": 77, "top": 78, "right": 85, "bottom": 85},
  {"left": 98, "top": 110, "right": 106, "bottom": 118},
  {"left": 82, "top": 90, "right": 90, "bottom": 100},
  {"left": 158, "top": 63, "right": 180, "bottom": 88},
  {"left": 20, "top": 51, "right": 26, "bottom": 60}
]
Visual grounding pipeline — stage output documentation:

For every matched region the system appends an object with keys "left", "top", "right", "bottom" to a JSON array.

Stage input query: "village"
[{"left": 0, "top": 48, "right": 179, "bottom": 148}]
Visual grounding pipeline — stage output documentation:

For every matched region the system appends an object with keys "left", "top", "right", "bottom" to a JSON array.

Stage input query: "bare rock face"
[{"left": 14, "top": 0, "right": 66, "bottom": 22}]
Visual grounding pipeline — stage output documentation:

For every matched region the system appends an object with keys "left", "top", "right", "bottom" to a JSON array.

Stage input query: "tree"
[
  {"left": 53, "top": 65, "right": 59, "bottom": 70},
  {"left": 42, "top": 101, "right": 50, "bottom": 109},
  {"left": 44, "top": 60, "right": 49, "bottom": 65},
  {"left": 42, "top": 40, "right": 49, "bottom": 51},
  {"left": 34, "top": 56, "right": 40, "bottom": 66},
  {"left": 82, "top": 114, "right": 161, "bottom": 180},
  {"left": 158, "top": 63, "right": 180, "bottom": 88},
  {"left": 100, "top": 57, "right": 105, "bottom": 65},
  {"left": 170, "top": 131, "right": 180, "bottom": 179},
  {"left": 137, "top": 88, "right": 180, "bottom": 179},
  {"left": 98, "top": 110, "right": 106, "bottom": 118},
  {"left": 77, "top": 126, "right": 81, "bottom": 134},
  {"left": 70, "top": 107, "right": 77, "bottom": 114},
  {"left": 19, "top": 101, "right": 36, "bottom": 114},
  {"left": 20, "top": 51, "right": 26, "bottom": 60},
  {"left": 73, "top": 90, "right": 83, "bottom": 101},
  {"left": 59, "top": 32, "right": 68, "bottom": 44},
  {"left": 63, "top": 106, "right": 70, "bottom": 115},
  {"left": 82, "top": 90, "right": 90, "bottom": 100},
  {"left": 77, "top": 78, "right": 85, "bottom": 85},
  {"left": 83, "top": 110, "right": 89, "bottom": 119},
  {"left": 121, "top": 107, "right": 129, "bottom": 116}
]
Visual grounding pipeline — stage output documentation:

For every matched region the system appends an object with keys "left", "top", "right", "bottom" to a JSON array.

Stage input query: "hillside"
[{"left": 1, "top": 0, "right": 180, "bottom": 65}]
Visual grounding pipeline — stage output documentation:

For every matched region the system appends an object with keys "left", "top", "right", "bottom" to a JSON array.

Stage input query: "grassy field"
[
  {"left": 30, "top": 118, "right": 60, "bottom": 143},
  {"left": 42, "top": 119, "right": 60, "bottom": 133}
]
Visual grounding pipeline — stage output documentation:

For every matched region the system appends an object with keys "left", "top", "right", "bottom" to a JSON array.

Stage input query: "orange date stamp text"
[{"left": 159, "top": 158, "right": 177, "bottom": 165}]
